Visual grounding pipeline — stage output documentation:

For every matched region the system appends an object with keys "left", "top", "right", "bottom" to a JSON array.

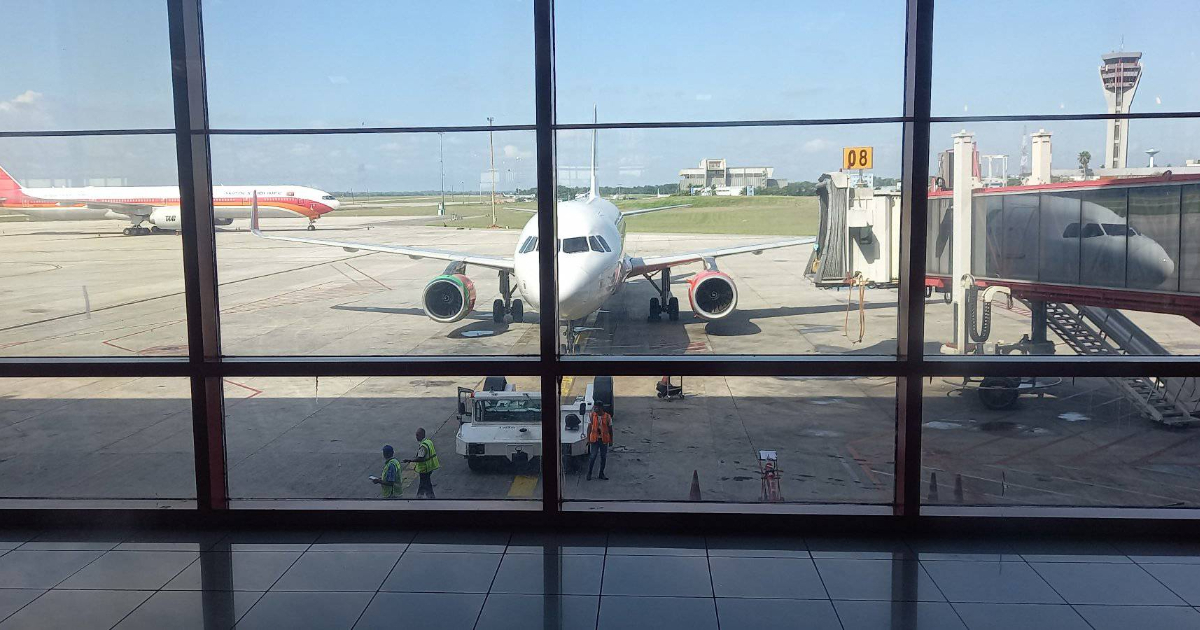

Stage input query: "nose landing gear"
[
  {"left": 644, "top": 268, "right": 679, "bottom": 322},
  {"left": 307, "top": 218, "right": 317, "bottom": 231},
  {"left": 491, "top": 270, "right": 524, "bottom": 323}
]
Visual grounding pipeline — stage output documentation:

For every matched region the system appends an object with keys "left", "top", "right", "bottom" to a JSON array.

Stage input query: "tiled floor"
[{"left": 1, "top": 529, "right": 1200, "bottom": 629}]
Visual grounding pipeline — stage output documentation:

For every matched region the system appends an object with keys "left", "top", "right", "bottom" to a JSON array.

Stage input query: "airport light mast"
[
  {"left": 487, "top": 116, "right": 498, "bottom": 228},
  {"left": 438, "top": 132, "right": 446, "bottom": 217}
]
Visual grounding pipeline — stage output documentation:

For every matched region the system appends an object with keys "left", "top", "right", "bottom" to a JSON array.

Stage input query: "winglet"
[
  {"left": 0, "top": 163, "right": 25, "bottom": 202},
  {"left": 250, "top": 190, "right": 261, "bottom": 234},
  {"left": 589, "top": 105, "right": 598, "bottom": 200}
]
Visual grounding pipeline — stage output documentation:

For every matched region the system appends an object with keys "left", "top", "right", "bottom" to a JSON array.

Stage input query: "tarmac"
[{"left": 2, "top": 215, "right": 1199, "bottom": 507}]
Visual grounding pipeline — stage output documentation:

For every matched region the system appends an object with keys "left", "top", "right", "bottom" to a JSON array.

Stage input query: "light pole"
[
  {"left": 487, "top": 116, "right": 497, "bottom": 227},
  {"left": 438, "top": 132, "right": 446, "bottom": 217}
]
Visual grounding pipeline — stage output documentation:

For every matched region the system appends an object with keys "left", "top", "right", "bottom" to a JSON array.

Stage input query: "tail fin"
[
  {"left": 250, "top": 190, "right": 261, "bottom": 233},
  {"left": 588, "top": 105, "right": 598, "bottom": 200},
  {"left": 0, "top": 164, "right": 24, "bottom": 201}
]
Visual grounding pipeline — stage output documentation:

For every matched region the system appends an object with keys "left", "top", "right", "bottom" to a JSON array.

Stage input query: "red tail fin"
[{"left": 0, "top": 165, "right": 24, "bottom": 202}]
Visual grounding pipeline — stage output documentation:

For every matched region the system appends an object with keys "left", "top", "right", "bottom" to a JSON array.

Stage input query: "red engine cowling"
[
  {"left": 687, "top": 270, "right": 738, "bottom": 320},
  {"left": 422, "top": 273, "right": 476, "bottom": 323}
]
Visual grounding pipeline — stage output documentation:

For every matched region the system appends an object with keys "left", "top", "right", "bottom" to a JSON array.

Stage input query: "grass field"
[{"left": 617, "top": 196, "right": 818, "bottom": 236}]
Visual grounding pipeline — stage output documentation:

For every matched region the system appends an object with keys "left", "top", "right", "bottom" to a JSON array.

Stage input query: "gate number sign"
[{"left": 842, "top": 146, "right": 873, "bottom": 170}]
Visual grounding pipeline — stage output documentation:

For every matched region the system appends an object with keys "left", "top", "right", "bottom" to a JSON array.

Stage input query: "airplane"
[
  {"left": 249, "top": 126, "right": 815, "bottom": 350},
  {"left": 0, "top": 164, "right": 339, "bottom": 236}
]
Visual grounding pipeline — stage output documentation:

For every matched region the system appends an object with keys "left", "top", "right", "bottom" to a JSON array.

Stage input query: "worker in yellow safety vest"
[
  {"left": 372, "top": 445, "right": 402, "bottom": 498},
  {"left": 587, "top": 401, "right": 612, "bottom": 481},
  {"left": 405, "top": 428, "right": 440, "bottom": 499}
]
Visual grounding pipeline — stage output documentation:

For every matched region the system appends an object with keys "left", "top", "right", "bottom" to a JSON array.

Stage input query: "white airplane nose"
[{"left": 558, "top": 266, "right": 592, "bottom": 320}]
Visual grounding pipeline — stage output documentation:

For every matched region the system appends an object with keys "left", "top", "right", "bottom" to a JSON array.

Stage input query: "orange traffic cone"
[
  {"left": 928, "top": 472, "right": 940, "bottom": 503},
  {"left": 954, "top": 474, "right": 965, "bottom": 503},
  {"left": 689, "top": 470, "right": 702, "bottom": 501}
]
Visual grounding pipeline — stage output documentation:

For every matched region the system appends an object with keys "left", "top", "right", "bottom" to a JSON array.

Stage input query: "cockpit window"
[
  {"left": 1062, "top": 223, "right": 1080, "bottom": 238},
  {"left": 321, "top": 195, "right": 336, "bottom": 200},
  {"left": 519, "top": 236, "right": 538, "bottom": 254},
  {"left": 1080, "top": 223, "right": 1104, "bottom": 238},
  {"left": 588, "top": 236, "right": 606, "bottom": 252},
  {"left": 595, "top": 235, "right": 612, "bottom": 252},
  {"left": 1102, "top": 223, "right": 1137, "bottom": 237},
  {"left": 561, "top": 237, "right": 589, "bottom": 254}
]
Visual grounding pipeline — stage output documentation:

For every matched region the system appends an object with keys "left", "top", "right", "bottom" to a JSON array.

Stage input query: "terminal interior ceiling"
[{"left": 3, "top": 0, "right": 1200, "bottom": 528}]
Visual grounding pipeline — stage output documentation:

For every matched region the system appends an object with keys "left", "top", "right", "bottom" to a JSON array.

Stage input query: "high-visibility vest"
[
  {"left": 381, "top": 458, "right": 401, "bottom": 498},
  {"left": 415, "top": 438, "right": 440, "bottom": 474},
  {"left": 588, "top": 411, "right": 612, "bottom": 444}
]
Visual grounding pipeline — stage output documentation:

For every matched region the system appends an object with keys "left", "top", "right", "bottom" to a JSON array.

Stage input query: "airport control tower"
[{"left": 1099, "top": 51, "right": 1142, "bottom": 169}]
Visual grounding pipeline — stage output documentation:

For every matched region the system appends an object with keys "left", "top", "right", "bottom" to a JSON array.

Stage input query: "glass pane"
[
  {"left": 555, "top": 125, "right": 902, "bottom": 356},
  {"left": 933, "top": 0, "right": 1200, "bottom": 116},
  {"left": 211, "top": 131, "right": 539, "bottom": 356},
  {"left": 0, "top": 135, "right": 187, "bottom": 356},
  {"left": 0, "top": 377, "right": 194, "bottom": 505},
  {"left": 561, "top": 376, "right": 896, "bottom": 504},
  {"left": 926, "top": 120, "right": 1200, "bottom": 356},
  {"left": 924, "top": 374, "right": 1200, "bottom": 507},
  {"left": 223, "top": 376, "right": 542, "bottom": 502},
  {"left": 203, "top": 1, "right": 534, "bottom": 128},
  {"left": 554, "top": 0, "right": 906, "bottom": 123},
  {"left": 1183, "top": 185, "right": 1200, "bottom": 294},
  {"left": 0, "top": 1, "right": 174, "bottom": 131}
]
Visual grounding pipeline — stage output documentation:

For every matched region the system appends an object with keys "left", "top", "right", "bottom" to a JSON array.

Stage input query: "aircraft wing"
[
  {"left": 620, "top": 203, "right": 691, "bottom": 217},
  {"left": 250, "top": 197, "right": 514, "bottom": 271},
  {"left": 626, "top": 236, "right": 815, "bottom": 276},
  {"left": 38, "top": 198, "right": 153, "bottom": 216}
]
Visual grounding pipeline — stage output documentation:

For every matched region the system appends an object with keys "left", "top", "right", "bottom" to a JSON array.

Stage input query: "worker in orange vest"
[{"left": 587, "top": 401, "right": 612, "bottom": 481}]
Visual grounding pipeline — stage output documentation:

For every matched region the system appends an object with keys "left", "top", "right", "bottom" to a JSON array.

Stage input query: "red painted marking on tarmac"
[
  {"left": 344, "top": 262, "right": 391, "bottom": 291},
  {"left": 1064, "top": 429, "right": 1152, "bottom": 465},
  {"left": 1131, "top": 432, "right": 1200, "bottom": 466},
  {"left": 222, "top": 379, "right": 263, "bottom": 399},
  {"left": 686, "top": 341, "right": 707, "bottom": 352},
  {"left": 845, "top": 443, "right": 881, "bottom": 486},
  {"left": 101, "top": 319, "right": 186, "bottom": 355}
]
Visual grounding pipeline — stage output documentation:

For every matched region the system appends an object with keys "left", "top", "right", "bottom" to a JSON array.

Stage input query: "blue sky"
[{"left": 0, "top": 1, "right": 1197, "bottom": 190}]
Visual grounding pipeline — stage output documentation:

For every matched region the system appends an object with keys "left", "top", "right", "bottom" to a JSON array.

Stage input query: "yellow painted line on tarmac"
[
  {"left": 507, "top": 474, "right": 539, "bottom": 497},
  {"left": 560, "top": 376, "right": 575, "bottom": 396},
  {"left": 399, "top": 463, "right": 418, "bottom": 493}
]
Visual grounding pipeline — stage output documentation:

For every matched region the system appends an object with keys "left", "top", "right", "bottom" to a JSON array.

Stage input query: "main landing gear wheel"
[
  {"left": 492, "top": 299, "right": 506, "bottom": 323},
  {"left": 307, "top": 220, "right": 317, "bottom": 231},
  {"left": 648, "top": 297, "right": 661, "bottom": 321},
  {"left": 122, "top": 226, "right": 151, "bottom": 236},
  {"left": 978, "top": 377, "right": 1020, "bottom": 410},
  {"left": 667, "top": 297, "right": 680, "bottom": 321},
  {"left": 511, "top": 299, "right": 524, "bottom": 323}
]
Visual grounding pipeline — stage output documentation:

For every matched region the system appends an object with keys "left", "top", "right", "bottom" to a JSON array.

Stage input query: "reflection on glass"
[
  {"left": 223, "top": 376, "right": 543, "bottom": 501},
  {"left": 561, "top": 376, "right": 896, "bottom": 504},
  {"left": 211, "top": 132, "right": 538, "bottom": 356},
  {"left": 0, "top": 378, "right": 195, "bottom": 504},
  {"left": 0, "top": 136, "right": 187, "bottom": 356},
  {"left": 554, "top": 126, "right": 902, "bottom": 356},
  {"left": 925, "top": 374, "right": 1200, "bottom": 507}
]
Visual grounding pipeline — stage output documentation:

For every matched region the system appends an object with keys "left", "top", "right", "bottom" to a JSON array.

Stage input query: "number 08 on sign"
[{"left": 842, "top": 146, "right": 873, "bottom": 170}]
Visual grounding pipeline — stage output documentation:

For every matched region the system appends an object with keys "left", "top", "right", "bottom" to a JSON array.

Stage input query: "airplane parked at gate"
[
  {"left": 251, "top": 124, "right": 815, "bottom": 349},
  {"left": 0, "top": 164, "right": 339, "bottom": 235}
]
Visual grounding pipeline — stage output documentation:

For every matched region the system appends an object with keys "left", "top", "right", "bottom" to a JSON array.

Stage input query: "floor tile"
[
  {"left": 1031, "top": 562, "right": 1184, "bottom": 605},
  {"left": 1008, "top": 538, "right": 1129, "bottom": 564},
  {"left": 806, "top": 537, "right": 915, "bottom": 560},
  {"left": 163, "top": 551, "right": 302, "bottom": 591},
  {"left": 816, "top": 558, "right": 944, "bottom": 601},
  {"left": 1075, "top": 604, "right": 1200, "bottom": 630},
  {"left": 0, "top": 591, "right": 43, "bottom": 625},
  {"left": 706, "top": 535, "right": 808, "bottom": 558},
  {"left": 475, "top": 594, "right": 598, "bottom": 630},
  {"left": 211, "top": 531, "right": 319, "bottom": 552},
  {"left": 406, "top": 531, "right": 509, "bottom": 554},
  {"left": 834, "top": 600, "right": 967, "bottom": 630},
  {"left": 601, "top": 555, "right": 713, "bottom": 597},
  {"left": 353, "top": 592, "right": 485, "bottom": 630},
  {"left": 716, "top": 598, "right": 841, "bottom": 629},
  {"left": 597, "top": 596, "right": 718, "bottom": 630},
  {"left": 112, "top": 591, "right": 263, "bottom": 630},
  {"left": 1116, "top": 540, "right": 1200, "bottom": 564},
  {"left": 922, "top": 560, "right": 1062, "bottom": 604},
  {"left": 606, "top": 533, "right": 706, "bottom": 556},
  {"left": 58, "top": 551, "right": 199, "bottom": 590},
  {"left": 17, "top": 540, "right": 120, "bottom": 552},
  {"left": 380, "top": 551, "right": 502, "bottom": 593},
  {"left": 272, "top": 551, "right": 401, "bottom": 592},
  {"left": 0, "top": 550, "right": 104, "bottom": 588},
  {"left": 0, "top": 589, "right": 150, "bottom": 630},
  {"left": 709, "top": 556, "right": 827, "bottom": 599},
  {"left": 490, "top": 553, "right": 603, "bottom": 595},
  {"left": 114, "top": 530, "right": 227, "bottom": 552},
  {"left": 0, "top": 532, "right": 39, "bottom": 552},
  {"left": 951, "top": 603, "right": 1091, "bottom": 630},
  {"left": 506, "top": 532, "right": 607, "bottom": 555},
  {"left": 907, "top": 537, "right": 1021, "bottom": 562},
  {"left": 310, "top": 530, "right": 414, "bottom": 553},
  {"left": 233, "top": 591, "right": 371, "bottom": 630},
  {"left": 1141, "top": 564, "right": 1200, "bottom": 605}
]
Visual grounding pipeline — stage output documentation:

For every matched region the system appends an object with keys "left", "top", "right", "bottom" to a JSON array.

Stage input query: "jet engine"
[
  {"left": 423, "top": 274, "right": 476, "bottom": 323},
  {"left": 148, "top": 207, "right": 182, "bottom": 231},
  {"left": 687, "top": 270, "right": 738, "bottom": 320},
  {"left": 214, "top": 217, "right": 234, "bottom": 226}
]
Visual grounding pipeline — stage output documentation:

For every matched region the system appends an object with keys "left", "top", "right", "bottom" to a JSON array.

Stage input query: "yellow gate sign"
[{"left": 842, "top": 146, "right": 873, "bottom": 170}]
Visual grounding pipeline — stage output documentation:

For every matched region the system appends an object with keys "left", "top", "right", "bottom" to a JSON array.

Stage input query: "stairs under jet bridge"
[{"left": 1043, "top": 303, "right": 1200, "bottom": 427}]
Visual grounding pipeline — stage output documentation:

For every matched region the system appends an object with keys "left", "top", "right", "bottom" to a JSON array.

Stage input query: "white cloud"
[
  {"left": 0, "top": 90, "right": 43, "bottom": 112},
  {"left": 503, "top": 144, "right": 533, "bottom": 159},
  {"left": 327, "top": 76, "right": 349, "bottom": 85},
  {"left": 801, "top": 138, "right": 832, "bottom": 153},
  {"left": 1156, "top": 96, "right": 1163, "bottom": 105},
  {"left": 694, "top": 94, "right": 712, "bottom": 101},
  {"left": 289, "top": 143, "right": 313, "bottom": 156}
]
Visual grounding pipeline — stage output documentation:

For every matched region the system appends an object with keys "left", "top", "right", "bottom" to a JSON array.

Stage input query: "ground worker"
[
  {"left": 405, "top": 428, "right": 440, "bottom": 499},
  {"left": 587, "top": 401, "right": 612, "bottom": 481},
  {"left": 372, "top": 445, "right": 402, "bottom": 498}
]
